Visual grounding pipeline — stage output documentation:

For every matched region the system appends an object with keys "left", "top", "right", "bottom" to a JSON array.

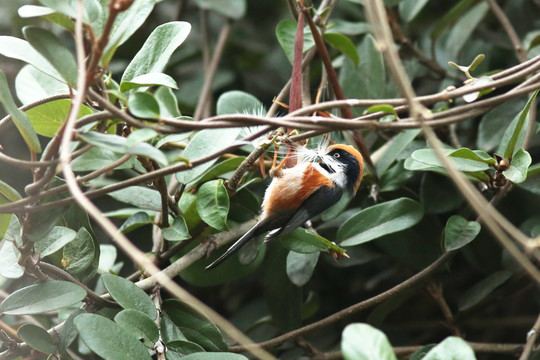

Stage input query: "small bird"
[{"left": 205, "top": 143, "right": 364, "bottom": 270}]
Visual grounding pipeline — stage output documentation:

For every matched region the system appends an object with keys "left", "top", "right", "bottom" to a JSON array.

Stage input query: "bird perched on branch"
[{"left": 205, "top": 143, "right": 364, "bottom": 270}]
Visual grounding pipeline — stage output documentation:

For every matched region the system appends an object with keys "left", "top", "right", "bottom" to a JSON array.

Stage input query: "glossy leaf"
[
  {"left": 119, "top": 212, "right": 152, "bottom": 233},
  {"left": 15, "top": 64, "right": 68, "bottom": 105},
  {"left": 114, "top": 309, "right": 159, "bottom": 349},
  {"left": 128, "top": 92, "right": 161, "bottom": 119},
  {"left": 175, "top": 127, "right": 241, "bottom": 184},
  {"left": 504, "top": 149, "right": 532, "bottom": 184},
  {"left": 216, "top": 90, "right": 264, "bottom": 115},
  {"left": 17, "top": 324, "right": 56, "bottom": 354},
  {"left": 120, "top": 72, "right": 178, "bottom": 92},
  {"left": 1, "top": 281, "right": 86, "bottom": 315},
  {"left": 323, "top": 32, "right": 359, "bottom": 67},
  {"left": 286, "top": 251, "right": 319, "bottom": 286},
  {"left": 25, "top": 99, "right": 93, "bottom": 137},
  {"left": 422, "top": 337, "right": 476, "bottom": 360},
  {"left": 23, "top": 26, "right": 78, "bottom": 86},
  {"left": 0, "top": 69, "right": 41, "bottom": 153},
  {"left": 280, "top": 228, "right": 339, "bottom": 254},
  {"left": 444, "top": 215, "right": 481, "bottom": 251},
  {"left": 121, "top": 21, "right": 191, "bottom": 83},
  {"left": 340, "top": 34, "right": 386, "bottom": 102},
  {"left": 501, "top": 90, "right": 539, "bottom": 159},
  {"left": 0, "top": 216, "right": 23, "bottom": 279},
  {"left": 341, "top": 323, "right": 397, "bottom": 360},
  {"left": 458, "top": 271, "right": 512, "bottom": 311},
  {"left": 0, "top": 36, "right": 62, "bottom": 81},
  {"left": 33, "top": 226, "right": 77, "bottom": 256},
  {"left": 431, "top": 0, "right": 477, "bottom": 42},
  {"left": 276, "top": 19, "right": 315, "bottom": 64},
  {"left": 197, "top": 180, "right": 230, "bottom": 231},
  {"left": 411, "top": 149, "right": 491, "bottom": 172},
  {"left": 155, "top": 86, "right": 182, "bottom": 118},
  {"left": 478, "top": 97, "right": 526, "bottom": 151},
  {"left": 162, "top": 216, "right": 190, "bottom": 241},
  {"left": 38, "top": 0, "right": 103, "bottom": 25},
  {"left": 74, "top": 313, "right": 152, "bottom": 360},
  {"left": 102, "top": 274, "right": 157, "bottom": 320},
  {"left": 337, "top": 198, "right": 424, "bottom": 246},
  {"left": 78, "top": 131, "right": 168, "bottom": 166},
  {"left": 376, "top": 130, "right": 421, "bottom": 175},
  {"left": 63, "top": 227, "right": 95, "bottom": 276},
  {"left": 106, "top": 186, "right": 162, "bottom": 212},
  {"left": 162, "top": 299, "right": 228, "bottom": 351},
  {"left": 102, "top": 0, "right": 156, "bottom": 66},
  {"left": 71, "top": 147, "right": 136, "bottom": 172},
  {"left": 192, "top": 0, "right": 246, "bottom": 19}
]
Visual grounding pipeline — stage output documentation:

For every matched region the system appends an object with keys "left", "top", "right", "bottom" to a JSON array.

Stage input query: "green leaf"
[
  {"left": 444, "top": 215, "right": 481, "bottom": 251},
  {"left": 326, "top": 20, "right": 370, "bottom": 36},
  {"left": 422, "top": 337, "right": 476, "bottom": 360},
  {"left": 155, "top": 86, "right": 182, "bottom": 118},
  {"left": 399, "top": 0, "right": 430, "bottom": 21},
  {"left": 33, "top": 226, "right": 77, "bottom": 256},
  {"left": 102, "top": 0, "right": 156, "bottom": 66},
  {"left": 74, "top": 313, "right": 152, "bottom": 360},
  {"left": 126, "top": 128, "right": 159, "bottom": 148},
  {"left": 120, "top": 72, "right": 178, "bottom": 92},
  {"left": 341, "top": 323, "right": 397, "bottom": 360},
  {"left": 181, "top": 354, "right": 249, "bottom": 360},
  {"left": 15, "top": 64, "right": 68, "bottom": 105},
  {"left": 502, "top": 90, "right": 539, "bottom": 159},
  {"left": 58, "top": 309, "right": 84, "bottom": 353},
  {"left": 340, "top": 34, "right": 386, "bottom": 103},
  {"left": 1, "top": 281, "right": 87, "bottom": 315},
  {"left": 162, "top": 299, "right": 228, "bottom": 351},
  {"left": 0, "top": 216, "right": 23, "bottom": 279},
  {"left": 106, "top": 186, "right": 162, "bottom": 211},
  {"left": 23, "top": 26, "right": 78, "bottom": 86},
  {"left": 78, "top": 131, "right": 168, "bottom": 166},
  {"left": 337, "top": 198, "right": 424, "bottom": 246},
  {"left": 280, "top": 228, "right": 333, "bottom": 253},
  {"left": 165, "top": 341, "right": 207, "bottom": 358},
  {"left": 216, "top": 90, "right": 264, "bottom": 115},
  {"left": 276, "top": 19, "right": 315, "bottom": 64},
  {"left": 430, "top": 0, "right": 477, "bottom": 42},
  {"left": 119, "top": 212, "right": 152, "bottom": 233},
  {"left": 197, "top": 180, "right": 230, "bottom": 231},
  {"left": 0, "top": 69, "right": 41, "bottom": 153},
  {"left": 25, "top": 99, "right": 93, "bottom": 137},
  {"left": 286, "top": 251, "right": 319, "bottom": 286},
  {"left": 175, "top": 128, "right": 241, "bottom": 184},
  {"left": 196, "top": 156, "right": 245, "bottom": 184},
  {"left": 421, "top": 173, "right": 465, "bottom": 214},
  {"left": 98, "top": 244, "right": 117, "bottom": 274},
  {"left": 18, "top": 5, "right": 55, "bottom": 18},
  {"left": 323, "top": 32, "right": 359, "bottom": 67},
  {"left": 478, "top": 97, "right": 526, "bottom": 152},
  {"left": 71, "top": 147, "right": 136, "bottom": 172},
  {"left": 192, "top": 0, "right": 246, "bottom": 19},
  {"left": 102, "top": 274, "right": 157, "bottom": 320},
  {"left": 445, "top": 2, "right": 489, "bottom": 59},
  {"left": 504, "top": 149, "right": 532, "bottom": 184},
  {"left": 128, "top": 92, "right": 161, "bottom": 119},
  {"left": 458, "top": 271, "right": 512, "bottom": 311},
  {"left": 114, "top": 309, "right": 159, "bottom": 349},
  {"left": 376, "top": 130, "right": 420, "bottom": 175},
  {"left": 63, "top": 227, "right": 96, "bottom": 277},
  {"left": 121, "top": 21, "right": 191, "bottom": 83},
  {"left": 162, "top": 216, "right": 191, "bottom": 241},
  {"left": 411, "top": 149, "right": 491, "bottom": 172},
  {"left": 0, "top": 36, "right": 63, "bottom": 81},
  {"left": 38, "top": 0, "right": 103, "bottom": 26},
  {"left": 17, "top": 324, "right": 56, "bottom": 354}
]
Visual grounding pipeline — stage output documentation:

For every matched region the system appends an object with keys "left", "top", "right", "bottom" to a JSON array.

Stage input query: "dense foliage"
[{"left": 0, "top": 0, "right": 540, "bottom": 359}]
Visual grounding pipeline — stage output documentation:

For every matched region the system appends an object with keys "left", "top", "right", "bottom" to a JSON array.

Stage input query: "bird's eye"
[{"left": 333, "top": 153, "right": 340, "bottom": 158}]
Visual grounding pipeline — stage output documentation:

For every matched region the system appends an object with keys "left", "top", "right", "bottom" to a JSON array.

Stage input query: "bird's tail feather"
[{"left": 205, "top": 221, "right": 267, "bottom": 270}]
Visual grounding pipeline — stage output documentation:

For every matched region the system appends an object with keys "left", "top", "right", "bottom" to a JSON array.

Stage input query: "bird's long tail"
[{"left": 205, "top": 220, "right": 268, "bottom": 270}]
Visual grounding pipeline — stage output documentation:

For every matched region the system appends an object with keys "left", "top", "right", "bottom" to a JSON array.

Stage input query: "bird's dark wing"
[{"left": 265, "top": 186, "right": 342, "bottom": 241}]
